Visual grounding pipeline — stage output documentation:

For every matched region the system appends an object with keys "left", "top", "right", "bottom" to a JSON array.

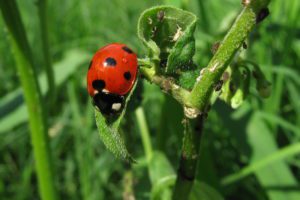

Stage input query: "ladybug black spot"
[
  {"left": 88, "top": 60, "right": 93, "bottom": 69},
  {"left": 122, "top": 46, "right": 133, "bottom": 54},
  {"left": 92, "top": 80, "right": 106, "bottom": 91},
  {"left": 124, "top": 71, "right": 131, "bottom": 80},
  {"left": 104, "top": 57, "right": 117, "bottom": 67}
]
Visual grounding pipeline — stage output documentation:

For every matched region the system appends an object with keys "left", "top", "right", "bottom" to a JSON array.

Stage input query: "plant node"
[{"left": 184, "top": 106, "right": 200, "bottom": 119}]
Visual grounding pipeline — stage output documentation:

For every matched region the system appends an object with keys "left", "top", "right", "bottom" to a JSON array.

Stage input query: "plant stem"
[
  {"left": 122, "top": 170, "right": 135, "bottom": 200},
  {"left": 172, "top": 0, "right": 272, "bottom": 198},
  {"left": 135, "top": 107, "right": 153, "bottom": 162},
  {"left": 37, "top": 0, "right": 55, "bottom": 106},
  {"left": 188, "top": 0, "right": 271, "bottom": 112},
  {"left": 172, "top": 115, "right": 204, "bottom": 200},
  {"left": 140, "top": 66, "right": 190, "bottom": 106},
  {"left": 0, "top": 1, "right": 58, "bottom": 200}
]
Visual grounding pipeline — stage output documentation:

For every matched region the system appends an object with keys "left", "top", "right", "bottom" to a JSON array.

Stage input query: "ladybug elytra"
[{"left": 87, "top": 43, "right": 138, "bottom": 115}]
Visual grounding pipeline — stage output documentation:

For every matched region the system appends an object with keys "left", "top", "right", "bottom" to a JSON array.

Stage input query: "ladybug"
[{"left": 87, "top": 43, "right": 138, "bottom": 115}]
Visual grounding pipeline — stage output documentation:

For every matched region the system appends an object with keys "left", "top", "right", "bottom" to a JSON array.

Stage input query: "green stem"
[
  {"left": 135, "top": 107, "right": 153, "bottom": 162},
  {"left": 172, "top": 115, "right": 204, "bottom": 200},
  {"left": 221, "top": 142, "right": 300, "bottom": 186},
  {"left": 37, "top": 0, "right": 55, "bottom": 106},
  {"left": 122, "top": 170, "right": 135, "bottom": 199},
  {"left": 173, "top": 0, "right": 272, "bottom": 198},
  {"left": 188, "top": 0, "right": 271, "bottom": 112},
  {"left": 140, "top": 66, "right": 190, "bottom": 106},
  {"left": 0, "top": 1, "right": 58, "bottom": 200}
]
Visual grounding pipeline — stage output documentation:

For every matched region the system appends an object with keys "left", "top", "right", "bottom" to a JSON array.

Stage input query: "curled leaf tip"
[{"left": 137, "top": 5, "right": 197, "bottom": 74}]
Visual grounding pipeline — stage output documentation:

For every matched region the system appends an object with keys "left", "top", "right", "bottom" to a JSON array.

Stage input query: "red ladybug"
[{"left": 87, "top": 43, "right": 138, "bottom": 115}]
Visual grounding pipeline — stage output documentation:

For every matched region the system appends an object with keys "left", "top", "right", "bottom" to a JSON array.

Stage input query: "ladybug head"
[{"left": 93, "top": 92, "right": 124, "bottom": 115}]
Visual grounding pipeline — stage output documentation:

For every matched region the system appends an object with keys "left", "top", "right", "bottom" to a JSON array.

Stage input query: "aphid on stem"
[
  {"left": 215, "top": 80, "right": 223, "bottom": 91},
  {"left": 242, "top": 42, "right": 248, "bottom": 49},
  {"left": 222, "top": 71, "right": 230, "bottom": 82},
  {"left": 157, "top": 10, "right": 165, "bottom": 22},
  {"left": 211, "top": 41, "right": 220, "bottom": 54}
]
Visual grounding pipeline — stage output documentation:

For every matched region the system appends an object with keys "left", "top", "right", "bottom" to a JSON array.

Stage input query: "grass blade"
[
  {"left": 221, "top": 142, "right": 300, "bottom": 186},
  {"left": 0, "top": 1, "right": 58, "bottom": 200},
  {"left": 135, "top": 106, "right": 153, "bottom": 162},
  {"left": 245, "top": 114, "right": 299, "bottom": 200},
  {"left": 37, "top": 0, "right": 55, "bottom": 107},
  {"left": 0, "top": 50, "right": 89, "bottom": 133}
]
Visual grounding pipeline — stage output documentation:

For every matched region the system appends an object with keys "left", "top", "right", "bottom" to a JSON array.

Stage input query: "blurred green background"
[{"left": 0, "top": 0, "right": 300, "bottom": 199}]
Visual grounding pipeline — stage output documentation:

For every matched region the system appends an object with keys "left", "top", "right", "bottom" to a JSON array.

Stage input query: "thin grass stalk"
[
  {"left": 135, "top": 107, "right": 153, "bottom": 162},
  {"left": 37, "top": 0, "right": 55, "bottom": 107},
  {"left": 68, "top": 81, "right": 92, "bottom": 200},
  {"left": 0, "top": 1, "right": 58, "bottom": 200}
]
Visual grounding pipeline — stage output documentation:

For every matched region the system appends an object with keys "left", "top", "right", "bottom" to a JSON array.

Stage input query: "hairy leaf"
[
  {"left": 149, "top": 151, "right": 175, "bottom": 200},
  {"left": 94, "top": 82, "right": 138, "bottom": 162}
]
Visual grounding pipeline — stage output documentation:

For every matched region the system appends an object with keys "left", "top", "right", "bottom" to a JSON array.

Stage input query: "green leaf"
[
  {"left": 149, "top": 151, "right": 175, "bottom": 200},
  {"left": 247, "top": 113, "right": 300, "bottom": 200},
  {"left": 219, "top": 67, "right": 233, "bottom": 104},
  {"left": 137, "top": 6, "right": 197, "bottom": 74},
  {"left": 244, "top": 61, "right": 271, "bottom": 98},
  {"left": 178, "top": 68, "right": 199, "bottom": 90},
  {"left": 94, "top": 81, "right": 138, "bottom": 162},
  {"left": 189, "top": 181, "right": 224, "bottom": 200},
  {"left": 218, "top": 66, "right": 251, "bottom": 109},
  {"left": 230, "top": 67, "right": 251, "bottom": 109},
  {"left": 149, "top": 151, "right": 175, "bottom": 185}
]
